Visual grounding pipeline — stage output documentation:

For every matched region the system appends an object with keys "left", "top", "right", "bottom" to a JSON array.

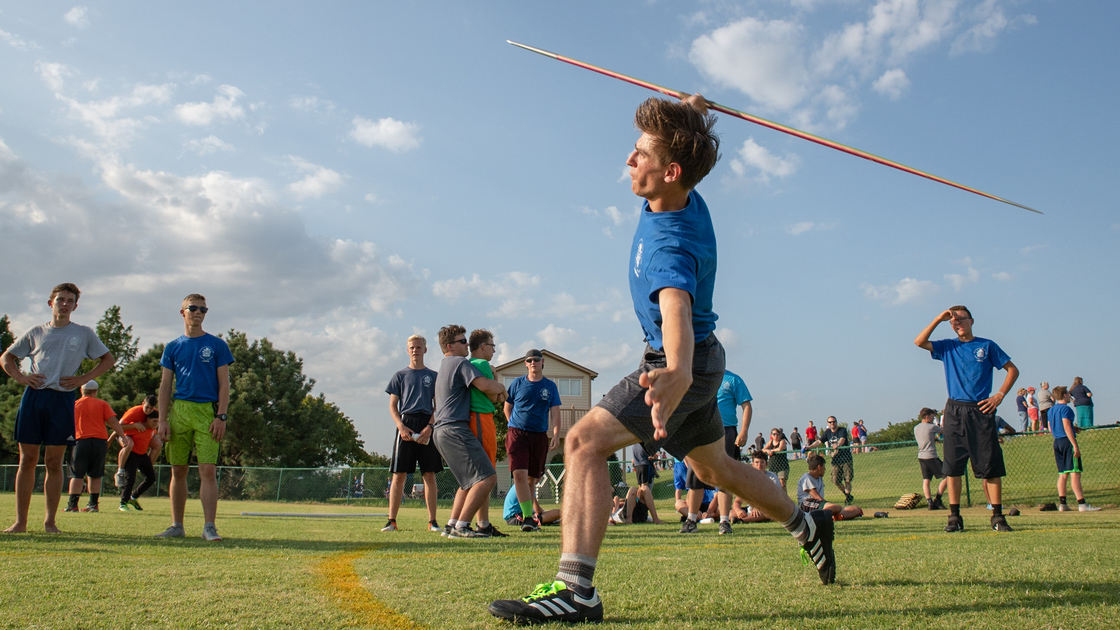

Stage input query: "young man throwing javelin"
[
  {"left": 489, "top": 96, "right": 837, "bottom": 625},
  {"left": 914, "top": 305, "right": 1018, "bottom": 533}
]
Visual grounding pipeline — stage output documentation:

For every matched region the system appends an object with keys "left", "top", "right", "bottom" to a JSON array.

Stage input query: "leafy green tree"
[
  {"left": 866, "top": 418, "right": 924, "bottom": 449},
  {"left": 222, "top": 331, "right": 371, "bottom": 468},
  {"left": 96, "top": 305, "right": 139, "bottom": 369},
  {"left": 0, "top": 315, "right": 21, "bottom": 462},
  {"left": 100, "top": 344, "right": 165, "bottom": 411}
]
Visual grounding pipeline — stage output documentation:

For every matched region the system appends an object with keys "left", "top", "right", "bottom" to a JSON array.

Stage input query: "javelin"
[{"left": 508, "top": 40, "right": 1040, "bottom": 215}]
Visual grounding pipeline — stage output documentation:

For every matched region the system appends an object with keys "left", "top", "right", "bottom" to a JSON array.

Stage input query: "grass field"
[{"left": 2, "top": 493, "right": 1119, "bottom": 629}]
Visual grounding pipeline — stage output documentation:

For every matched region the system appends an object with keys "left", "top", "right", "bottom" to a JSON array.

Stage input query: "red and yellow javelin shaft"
[{"left": 508, "top": 40, "right": 1040, "bottom": 215}]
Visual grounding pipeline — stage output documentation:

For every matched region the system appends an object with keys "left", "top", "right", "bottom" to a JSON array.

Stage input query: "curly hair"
[{"left": 634, "top": 97, "right": 720, "bottom": 190}]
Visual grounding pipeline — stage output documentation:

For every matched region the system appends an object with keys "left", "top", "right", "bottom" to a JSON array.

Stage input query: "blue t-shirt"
[
  {"left": 671, "top": 461, "right": 713, "bottom": 502},
  {"left": 1049, "top": 404, "right": 1075, "bottom": 439},
  {"left": 159, "top": 334, "right": 235, "bottom": 403},
  {"left": 506, "top": 376, "right": 561, "bottom": 433},
  {"left": 632, "top": 442, "right": 650, "bottom": 466},
  {"left": 929, "top": 337, "right": 1011, "bottom": 402},
  {"left": 717, "top": 370, "right": 752, "bottom": 428},
  {"left": 385, "top": 367, "right": 437, "bottom": 416},
  {"left": 503, "top": 489, "right": 522, "bottom": 521},
  {"left": 628, "top": 189, "right": 718, "bottom": 351}
]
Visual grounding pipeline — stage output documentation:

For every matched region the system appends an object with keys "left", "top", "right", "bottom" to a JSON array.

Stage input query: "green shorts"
[{"left": 167, "top": 399, "right": 220, "bottom": 465}]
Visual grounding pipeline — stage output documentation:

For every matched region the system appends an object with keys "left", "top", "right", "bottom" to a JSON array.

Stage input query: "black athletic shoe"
[
  {"left": 932, "top": 497, "right": 946, "bottom": 510},
  {"left": 489, "top": 580, "right": 603, "bottom": 625},
  {"left": 521, "top": 516, "right": 541, "bottom": 533},
  {"left": 718, "top": 521, "right": 732, "bottom": 535},
  {"left": 991, "top": 515, "right": 1013, "bottom": 532},
  {"left": 844, "top": 494, "right": 854, "bottom": 506},
  {"left": 679, "top": 519, "right": 698, "bottom": 534},
  {"left": 798, "top": 510, "right": 836, "bottom": 585},
  {"left": 478, "top": 523, "right": 509, "bottom": 537},
  {"left": 945, "top": 515, "right": 964, "bottom": 532}
]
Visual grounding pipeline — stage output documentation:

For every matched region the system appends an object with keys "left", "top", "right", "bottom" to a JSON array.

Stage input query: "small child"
[
  {"left": 797, "top": 454, "right": 863, "bottom": 521},
  {"left": 1049, "top": 386, "right": 1101, "bottom": 512},
  {"left": 914, "top": 407, "right": 947, "bottom": 510},
  {"left": 730, "top": 451, "right": 782, "bottom": 523}
]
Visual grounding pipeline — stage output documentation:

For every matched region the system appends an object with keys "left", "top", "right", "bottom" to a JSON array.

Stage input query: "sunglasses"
[
  {"left": 186, "top": 305, "right": 209, "bottom": 313},
  {"left": 525, "top": 358, "right": 542, "bottom": 363},
  {"left": 451, "top": 339, "right": 468, "bottom": 345}
]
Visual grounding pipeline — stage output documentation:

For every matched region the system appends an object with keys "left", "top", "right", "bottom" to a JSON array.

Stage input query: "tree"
[
  {"left": 80, "top": 306, "right": 138, "bottom": 377},
  {"left": 100, "top": 344, "right": 165, "bottom": 410},
  {"left": 0, "top": 315, "right": 21, "bottom": 462},
  {"left": 222, "top": 331, "right": 371, "bottom": 468}
]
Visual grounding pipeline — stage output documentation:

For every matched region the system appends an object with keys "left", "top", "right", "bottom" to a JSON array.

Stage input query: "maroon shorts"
[{"left": 506, "top": 427, "right": 549, "bottom": 478}]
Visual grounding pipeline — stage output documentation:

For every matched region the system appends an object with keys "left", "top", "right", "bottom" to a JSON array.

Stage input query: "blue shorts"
[
  {"left": 1053, "top": 437, "right": 1083, "bottom": 474},
  {"left": 14, "top": 388, "right": 75, "bottom": 446}
]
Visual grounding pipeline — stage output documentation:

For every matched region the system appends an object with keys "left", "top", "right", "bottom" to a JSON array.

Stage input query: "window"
[
  {"left": 556, "top": 378, "right": 582, "bottom": 397},
  {"left": 503, "top": 377, "right": 518, "bottom": 388}
]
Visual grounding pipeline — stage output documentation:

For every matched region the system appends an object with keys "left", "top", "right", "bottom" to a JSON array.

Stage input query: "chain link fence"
[{"left": 3, "top": 425, "right": 1117, "bottom": 509}]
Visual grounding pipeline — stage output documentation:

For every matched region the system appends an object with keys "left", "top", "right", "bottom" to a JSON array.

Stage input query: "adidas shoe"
[
  {"left": 488, "top": 580, "right": 603, "bottom": 625},
  {"left": 127, "top": 498, "right": 143, "bottom": 511},
  {"left": 521, "top": 516, "right": 541, "bottom": 533},
  {"left": 1079, "top": 503, "right": 1102, "bottom": 512},
  {"left": 202, "top": 523, "right": 223, "bottom": 541},
  {"left": 381, "top": 519, "right": 398, "bottom": 532},
  {"left": 477, "top": 523, "right": 509, "bottom": 537},
  {"left": 156, "top": 524, "right": 185, "bottom": 538},
  {"left": 441, "top": 524, "right": 452, "bottom": 537},
  {"left": 991, "top": 515, "right": 1013, "bottom": 532},
  {"left": 718, "top": 521, "right": 732, "bottom": 535},
  {"left": 428, "top": 520, "right": 442, "bottom": 532},
  {"left": 799, "top": 510, "right": 836, "bottom": 585},
  {"left": 1058, "top": 503, "right": 1071, "bottom": 512},
  {"left": 81, "top": 505, "right": 99, "bottom": 513},
  {"left": 679, "top": 519, "right": 698, "bottom": 534},
  {"left": 609, "top": 508, "right": 625, "bottom": 525},
  {"left": 114, "top": 469, "right": 127, "bottom": 488},
  {"left": 945, "top": 515, "right": 964, "bottom": 532}
]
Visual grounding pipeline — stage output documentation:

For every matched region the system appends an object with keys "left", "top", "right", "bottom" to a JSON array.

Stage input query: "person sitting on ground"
[
  {"left": 797, "top": 454, "right": 864, "bottom": 521},
  {"left": 730, "top": 450, "right": 783, "bottom": 523},
  {"left": 762, "top": 428, "right": 790, "bottom": 491},
  {"left": 505, "top": 486, "right": 560, "bottom": 527},
  {"left": 1049, "top": 386, "right": 1101, "bottom": 512},
  {"left": 620, "top": 442, "right": 664, "bottom": 524}
]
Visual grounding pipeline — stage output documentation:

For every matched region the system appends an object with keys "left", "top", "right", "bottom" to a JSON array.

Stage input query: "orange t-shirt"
[
  {"left": 74, "top": 396, "right": 116, "bottom": 440},
  {"left": 119, "top": 405, "right": 156, "bottom": 454}
]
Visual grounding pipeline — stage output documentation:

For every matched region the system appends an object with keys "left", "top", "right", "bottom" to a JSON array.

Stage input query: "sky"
[{"left": 1, "top": 1, "right": 1117, "bottom": 457}]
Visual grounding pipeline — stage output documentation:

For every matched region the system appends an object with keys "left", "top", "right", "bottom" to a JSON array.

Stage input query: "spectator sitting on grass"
[
  {"left": 730, "top": 450, "right": 783, "bottom": 524},
  {"left": 762, "top": 429, "right": 790, "bottom": 491},
  {"left": 797, "top": 454, "right": 864, "bottom": 521},
  {"left": 1049, "top": 386, "right": 1101, "bottom": 512},
  {"left": 505, "top": 487, "right": 560, "bottom": 527},
  {"left": 620, "top": 442, "right": 664, "bottom": 524}
]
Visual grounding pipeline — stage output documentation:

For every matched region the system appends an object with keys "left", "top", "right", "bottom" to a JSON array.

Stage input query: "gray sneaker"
[
  {"left": 156, "top": 524, "right": 185, "bottom": 538},
  {"left": 679, "top": 519, "right": 698, "bottom": 534},
  {"left": 114, "top": 469, "right": 127, "bottom": 488},
  {"left": 1058, "top": 503, "right": 1072, "bottom": 512},
  {"left": 450, "top": 526, "right": 489, "bottom": 538},
  {"left": 202, "top": 523, "right": 223, "bottom": 541},
  {"left": 718, "top": 521, "right": 732, "bottom": 535}
]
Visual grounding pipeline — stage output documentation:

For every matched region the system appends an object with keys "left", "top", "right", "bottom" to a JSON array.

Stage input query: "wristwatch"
[{"left": 215, "top": 414, "right": 227, "bottom": 422}]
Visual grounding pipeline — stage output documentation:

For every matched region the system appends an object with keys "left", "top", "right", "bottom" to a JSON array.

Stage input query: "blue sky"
[{"left": 2, "top": 1, "right": 1116, "bottom": 457}]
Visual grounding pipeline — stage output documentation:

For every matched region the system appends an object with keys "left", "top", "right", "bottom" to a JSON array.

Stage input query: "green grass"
[{"left": 2, "top": 493, "right": 1119, "bottom": 629}]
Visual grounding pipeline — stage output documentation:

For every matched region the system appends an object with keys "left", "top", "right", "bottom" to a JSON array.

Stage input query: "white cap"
[{"left": 81, "top": 380, "right": 99, "bottom": 390}]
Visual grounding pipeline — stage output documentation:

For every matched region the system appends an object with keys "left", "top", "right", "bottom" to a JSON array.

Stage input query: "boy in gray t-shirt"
[
  {"left": 1, "top": 283, "right": 115, "bottom": 534},
  {"left": 914, "top": 408, "right": 947, "bottom": 510}
]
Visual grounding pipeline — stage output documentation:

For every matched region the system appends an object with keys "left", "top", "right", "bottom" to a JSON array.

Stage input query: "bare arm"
[
  {"left": 388, "top": 394, "right": 412, "bottom": 442},
  {"left": 1065, "top": 416, "right": 1081, "bottom": 458},
  {"left": 471, "top": 376, "right": 506, "bottom": 399},
  {"left": 639, "top": 288, "right": 694, "bottom": 441},
  {"left": 809, "top": 486, "right": 824, "bottom": 501},
  {"left": 549, "top": 406, "right": 561, "bottom": 450},
  {"left": 157, "top": 367, "right": 173, "bottom": 441},
  {"left": 914, "top": 310, "right": 952, "bottom": 351},
  {"left": 209, "top": 364, "right": 230, "bottom": 440},
  {"left": 1, "top": 350, "right": 45, "bottom": 389},
  {"left": 735, "top": 401, "right": 753, "bottom": 447},
  {"left": 980, "top": 360, "right": 1019, "bottom": 415},
  {"left": 60, "top": 351, "right": 115, "bottom": 390}
]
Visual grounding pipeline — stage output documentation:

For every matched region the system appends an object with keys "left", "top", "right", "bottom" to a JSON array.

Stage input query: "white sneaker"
[
  {"left": 1079, "top": 503, "right": 1102, "bottom": 512},
  {"left": 1058, "top": 503, "right": 1072, "bottom": 512},
  {"left": 202, "top": 523, "right": 223, "bottom": 541},
  {"left": 114, "top": 469, "right": 127, "bottom": 488}
]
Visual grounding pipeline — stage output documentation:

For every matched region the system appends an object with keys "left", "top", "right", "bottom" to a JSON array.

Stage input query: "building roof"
[{"left": 492, "top": 349, "right": 598, "bottom": 379}]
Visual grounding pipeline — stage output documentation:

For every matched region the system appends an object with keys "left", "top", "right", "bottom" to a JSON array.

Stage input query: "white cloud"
[
  {"left": 287, "top": 156, "right": 344, "bottom": 199},
  {"left": 862, "top": 277, "right": 939, "bottom": 305},
  {"left": 945, "top": 266, "right": 980, "bottom": 291},
  {"left": 349, "top": 116, "right": 421, "bottom": 152},
  {"left": 872, "top": 68, "right": 911, "bottom": 99},
  {"left": 35, "top": 69, "right": 175, "bottom": 147},
  {"left": 35, "top": 61, "right": 75, "bottom": 92},
  {"left": 537, "top": 324, "right": 581, "bottom": 349},
  {"left": 951, "top": 0, "right": 1036, "bottom": 55},
  {"left": 786, "top": 220, "right": 836, "bottom": 236},
  {"left": 174, "top": 85, "right": 246, "bottom": 126},
  {"left": 1, "top": 29, "right": 39, "bottom": 51},
  {"left": 992, "top": 271, "right": 1012, "bottom": 281},
  {"left": 581, "top": 204, "right": 639, "bottom": 237},
  {"left": 1020, "top": 244, "right": 1046, "bottom": 255},
  {"left": 185, "top": 135, "right": 235, "bottom": 155},
  {"left": 289, "top": 95, "right": 335, "bottom": 114},
  {"left": 64, "top": 6, "right": 90, "bottom": 28},
  {"left": 432, "top": 271, "right": 540, "bottom": 302},
  {"left": 364, "top": 193, "right": 382, "bottom": 204},
  {"left": 729, "top": 137, "right": 799, "bottom": 182},
  {"left": 690, "top": 18, "right": 811, "bottom": 111},
  {"left": 488, "top": 298, "right": 535, "bottom": 319},
  {"left": 715, "top": 326, "right": 740, "bottom": 349}
]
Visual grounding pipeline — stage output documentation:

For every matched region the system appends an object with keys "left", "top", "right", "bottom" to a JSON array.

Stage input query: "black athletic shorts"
[
  {"left": 70, "top": 437, "right": 107, "bottom": 479},
  {"left": 942, "top": 398, "right": 1006, "bottom": 479},
  {"left": 635, "top": 463, "right": 655, "bottom": 486},
  {"left": 919, "top": 457, "right": 945, "bottom": 480},
  {"left": 685, "top": 466, "right": 714, "bottom": 491},
  {"left": 1053, "top": 437, "right": 1083, "bottom": 474},
  {"left": 632, "top": 499, "right": 650, "bottom": 523},
  {"left": 597, "top": 334, "right": 725, "bottom": 460},
  {"left": 390, "top": 413, "right": 444, "bottom": 475},
  {"left": 724, "top": 425, "right": 741, "bottom": 460}
]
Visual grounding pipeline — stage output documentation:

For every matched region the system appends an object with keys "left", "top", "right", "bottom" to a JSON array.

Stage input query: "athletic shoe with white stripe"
[
  {"left": 798, "top": 509, "right": 836, "bottom": 585},
  {"left": 489, "top": 580, "right": 603, "bottom": 625}
]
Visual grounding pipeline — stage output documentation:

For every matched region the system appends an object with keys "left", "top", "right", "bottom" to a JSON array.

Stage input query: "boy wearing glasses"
[
  {"left": 489, "top": 96, "right": 836, "bottom": 625},
  {"left": 504, "top": 349, "right": 561, "bottom": 532},
  {"left": 432, "top": 325, "right": 506, "bottom": 538},
  {"left": 156, "top": 294, "right": 234, "bottom": 541},
  {"left": 915, "top": 305, "right": 1018, "bottom": 533},
  {"left": 2, "top": 283, "right": 115, "bottom": 533}
]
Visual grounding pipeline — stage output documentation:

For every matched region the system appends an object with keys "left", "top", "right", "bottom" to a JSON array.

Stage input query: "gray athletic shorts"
[
  {"left": 433, "top": 421, "right": 496, "bottom": 490},
  {"left": 597, "top": 334, "right": 725, "bottom": 460}
]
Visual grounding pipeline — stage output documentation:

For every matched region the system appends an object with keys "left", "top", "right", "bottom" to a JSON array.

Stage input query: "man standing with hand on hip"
[{"left": 503, "top": 349, "right": 561, "bottom": 532}]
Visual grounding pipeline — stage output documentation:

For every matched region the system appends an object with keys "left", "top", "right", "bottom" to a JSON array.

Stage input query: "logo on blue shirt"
[
  {"left": 540, "top": 389, "right": 551, "bottom": 401},
  {"left": 423, "top": 375, "right": 432, "bottom": 387},
  {"left": 974, "top": 348, "right": 986, "bottom": 362},
  {"left": 633, "top": 240, "right": 643, "bottom": 278},
  {"left": 200, "top": 346, "right": 214, "bottom": 362}
]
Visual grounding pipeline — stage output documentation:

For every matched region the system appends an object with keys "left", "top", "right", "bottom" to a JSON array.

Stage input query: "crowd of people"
[{"left": 1015, "top": 378, "right": 1095, "bottom": 433}]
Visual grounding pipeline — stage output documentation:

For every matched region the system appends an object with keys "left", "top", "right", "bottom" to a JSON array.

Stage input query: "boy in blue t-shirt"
[
  {"left": 915, "top": 305, "right": 1019, "bottom": 533},
  {"left": 1048, "top": 386, "right": 1101, "bottom": 512},
  {"left": 490, "top": 95, "right": 836, "bottom": 626},
  {"left": 156, "top": 294, "right": 234, "bottom": 541}
]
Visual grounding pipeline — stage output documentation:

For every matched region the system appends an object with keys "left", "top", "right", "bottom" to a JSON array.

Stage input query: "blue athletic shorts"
[{"left": 14, "top": 387, "right": 75, "bottom": 446}]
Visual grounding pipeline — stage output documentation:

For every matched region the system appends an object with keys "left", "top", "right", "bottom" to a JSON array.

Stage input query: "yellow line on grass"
[{"left": 315, "top": 545, "right": 427, "bottom": 630}]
